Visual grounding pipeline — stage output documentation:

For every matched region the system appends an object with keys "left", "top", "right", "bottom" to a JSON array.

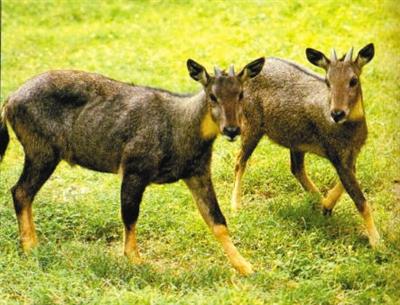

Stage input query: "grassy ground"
[{"left": 1, "top": 1, "right": 399, "bottom": 304}]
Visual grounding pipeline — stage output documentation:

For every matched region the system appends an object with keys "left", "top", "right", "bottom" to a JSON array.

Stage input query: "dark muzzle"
[
  {"left": 223, "top": 126, "right": 240, "bottom": 141},
  {"left": 331, "top": 110, "right": 346, "bottom": 123}
]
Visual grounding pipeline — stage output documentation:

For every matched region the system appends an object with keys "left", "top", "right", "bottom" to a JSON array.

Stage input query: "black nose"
[
  {"left": 223, "top": 126, "right": 240, "bottom": 139},
  {"left": 331, "top": 110, "right": 346, "bottom": 122}
]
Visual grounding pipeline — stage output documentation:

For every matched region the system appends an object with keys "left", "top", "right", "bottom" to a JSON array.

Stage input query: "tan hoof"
[
  {"left": 21, "top": 236, "right": 38, "bottom": 253},
  {"left": 321, "top": 197, "right": 331, "bottom": 209},
  {"left": 234, "top": 259, "right": 254, "bottom": 276},
  {"left": 231, "top": 198, "right": 242, "bottom": 212},
  {"left": 321, "top": 182, "right": 344, "bottom": 211},
  {"left": 321, "top": 195, "right": 337, "bottom": 212},
  {"left": 229, "top": 251, "right": 254, "bottom": 275},
  {"left": 125, "top": 253, "right": 143, "bottom": 264},
  {"left": 368, "top": 228, "right": 381, "bottom": 248}
]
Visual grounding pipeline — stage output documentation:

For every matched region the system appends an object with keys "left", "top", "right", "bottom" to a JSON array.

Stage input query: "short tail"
[{"left": 0, "top": 104, "right": 10, "bottom": 162}]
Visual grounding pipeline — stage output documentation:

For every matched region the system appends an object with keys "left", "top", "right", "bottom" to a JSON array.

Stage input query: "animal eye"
[
  {"left": 209, "top": 93, "right": 218, "bottom": 103},
  {"left": 325, "top": 79, "right": 331, "bottom": 88},
  {"left": 238, "top": 91, "right": 244, "bottom": 101},
  {"left": 349, "top": 77, "right": 358, "bottom": 87}
]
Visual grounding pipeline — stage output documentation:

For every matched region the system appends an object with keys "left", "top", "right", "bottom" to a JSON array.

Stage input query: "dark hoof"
[{"left": 323, "top": 208, "right": 332, "bottom": 216}]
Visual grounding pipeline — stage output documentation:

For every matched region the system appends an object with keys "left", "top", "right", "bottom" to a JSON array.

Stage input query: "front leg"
[
  {"left": 185, "top": 174, "right": 253, "bottom": 275},
  {"left": 322, "top": 165, "right": 355, "bottom": 215},
  {"left": 231, "top": 131, "right": 262, "bottom": 211},
  {"left": 120, "top": 173, "right": 147, "bottom": 263},
  {"left": 332, "top": 158, "right": 380, "bottom": 247}
]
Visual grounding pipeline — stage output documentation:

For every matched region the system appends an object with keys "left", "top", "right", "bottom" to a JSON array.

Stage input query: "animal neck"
[
  {"left": 200, "top": 108, "right": 219, "bottom": 140},
  {"left": 348, "top": 92, "right": 365, "bottom": 122},
  {"left": 175, "top": 91, "right": 219, "bottom": 141}
]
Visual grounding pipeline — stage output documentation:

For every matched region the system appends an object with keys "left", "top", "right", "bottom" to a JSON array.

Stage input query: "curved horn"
[
  {"left": 214, "top": 66, "right": 222, "bottom": 77},
  {"left": 229, "top": 64, "right": 235, "bottom": 76},
  {"left": 330, "top": 48, "right": 337, "bottom": 62},
  {"left": 344, "top": 47, "right": 354, "bottom": 62}
]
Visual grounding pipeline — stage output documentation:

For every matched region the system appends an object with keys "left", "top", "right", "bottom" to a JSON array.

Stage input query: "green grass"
[{"left": 1, "top": 0, "right": 399, "bottom": 304}]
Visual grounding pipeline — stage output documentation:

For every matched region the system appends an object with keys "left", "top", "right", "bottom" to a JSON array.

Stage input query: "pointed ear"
[
  {"left": 187, "top": 59, "right": 210, "bottom": 86},
  {"left": 238, "top": 57, "right": 265, "bottom": 82},
  {"left": 306, "top": 48, "right": 330, "bottom": 70},
  {"left": 355, "top": 43, "right": 374, "bottom": 68}
]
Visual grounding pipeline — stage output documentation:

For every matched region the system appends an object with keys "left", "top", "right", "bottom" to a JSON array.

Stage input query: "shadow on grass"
[
  {"left": 88, "top": 251, "right": 233, "bottom": 291},
  {"left": 272, "top": 195, "right": 370, "bottom": 246}
]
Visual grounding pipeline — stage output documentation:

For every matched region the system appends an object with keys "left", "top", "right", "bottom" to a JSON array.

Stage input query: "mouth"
[
  {"left": 223, "top": 134, "right": 239, "bottom": 142},
  {"left": 330, "top": 117, "right": 347, "bottom": 124}
]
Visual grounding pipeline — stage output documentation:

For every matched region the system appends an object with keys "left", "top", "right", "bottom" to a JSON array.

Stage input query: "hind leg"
[
  {"left": 12, "top": 150, "right": 59, "bottom": 252},
  {"left": 322, "top": 165, "right": 356, "bottom": 215},
  {"left": 290, "top": 150, "right": 320, "bottom": 194},
  {"left": 321, "top": 182, "right": 344, "bottom": 215}
]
